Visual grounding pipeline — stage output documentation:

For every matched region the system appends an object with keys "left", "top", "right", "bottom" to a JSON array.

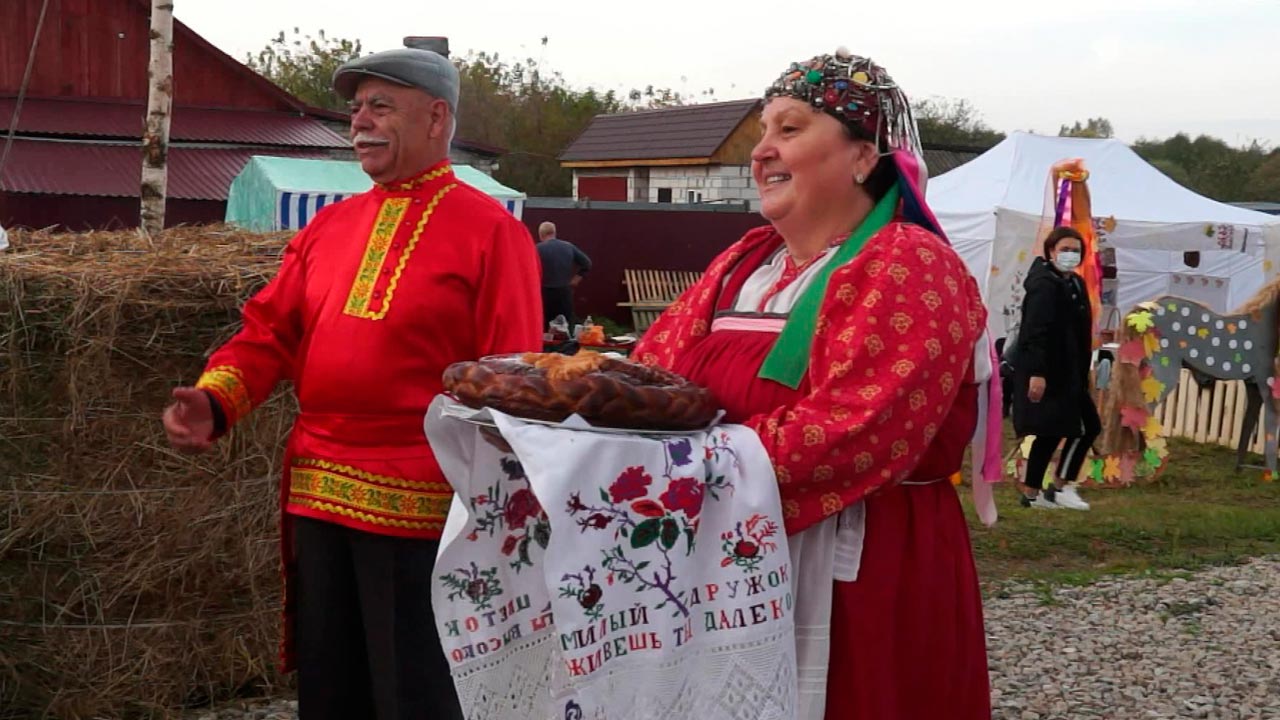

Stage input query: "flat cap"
[{"left": 332, "top": 48, "right": 459, "bottom": 109}]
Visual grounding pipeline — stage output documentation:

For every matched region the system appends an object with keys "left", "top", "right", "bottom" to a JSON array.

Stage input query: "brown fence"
[{"left": 522, "top": 200, "right": 766, "bottom": 328}]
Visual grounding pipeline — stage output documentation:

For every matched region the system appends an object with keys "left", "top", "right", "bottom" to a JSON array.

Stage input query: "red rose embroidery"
[
  {"left": 659, "top": 477, "right": 704, "bottom": 519},
  {"left": 609, "top": 466, "right": 653, "bottom": 503},
  {"left": 504, "top": 489, "right": 541, "bottom": 530},
  {"left": 501, "top": 535, "right": 519, "bottom": 556},
  {"left": 579, "top": 584, "right": 603, "bottom": 610}
]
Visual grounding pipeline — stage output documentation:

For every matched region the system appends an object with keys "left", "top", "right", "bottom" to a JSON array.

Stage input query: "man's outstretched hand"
[{"left": 163, "top": 387, "right": 215, "bottom": 454}]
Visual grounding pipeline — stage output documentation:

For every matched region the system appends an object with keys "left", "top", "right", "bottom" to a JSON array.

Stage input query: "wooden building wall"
[{"left": 1, "top": 0, "right": 292, "bottom": 110}]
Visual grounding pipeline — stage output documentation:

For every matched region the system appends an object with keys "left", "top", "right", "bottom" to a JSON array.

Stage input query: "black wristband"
[{"left": 201, "top": 389, "right": 228, "bottom": 437}]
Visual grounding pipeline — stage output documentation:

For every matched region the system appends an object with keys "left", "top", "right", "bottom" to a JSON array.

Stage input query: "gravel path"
[{"left": 188, "top": 557, "right": 1280, "bottom": 720}]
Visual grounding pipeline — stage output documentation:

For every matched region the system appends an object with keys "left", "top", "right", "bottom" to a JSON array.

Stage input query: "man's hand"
[
  {"left": 163, "top": 387, "right": 215, "bottom": 453},
  {"left": 570, "top": 275, "right": 582, "bottom": 288},
  {"left": 1028, "top": 376, "right": 1046, "bottom": 403}
]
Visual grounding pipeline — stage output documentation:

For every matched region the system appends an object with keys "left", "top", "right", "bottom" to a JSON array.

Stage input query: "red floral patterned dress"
[{"left": 636, "top": 221, "right": 991, "bottom": 719}]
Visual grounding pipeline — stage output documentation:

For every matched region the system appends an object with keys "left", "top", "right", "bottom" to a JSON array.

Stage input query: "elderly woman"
[{"left": 634, "top": 50, "right": 991, "bottom": 718}]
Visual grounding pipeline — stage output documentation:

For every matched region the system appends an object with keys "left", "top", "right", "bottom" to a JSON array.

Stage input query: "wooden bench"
[{"left": 619, "top": 269, "right": 703, "bottom": 334}]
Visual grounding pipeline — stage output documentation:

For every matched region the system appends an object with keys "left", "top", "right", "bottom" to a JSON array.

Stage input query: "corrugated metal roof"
[
  {"left": 0, "top": 139, "right": 334, "bottom": 200},
  {"left": 560, "top": 99, "right": 760, "bottom": 162},
  {"left": 922, "top": 146, "right": 983, "bottom": 177},
  {"left": 0, "top": 97, "right": 350, "bottom": 148}
]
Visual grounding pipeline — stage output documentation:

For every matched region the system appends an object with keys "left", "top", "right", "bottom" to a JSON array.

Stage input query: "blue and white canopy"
[{"left": 226, "top": 156, "right": 526, "bottom": 231}]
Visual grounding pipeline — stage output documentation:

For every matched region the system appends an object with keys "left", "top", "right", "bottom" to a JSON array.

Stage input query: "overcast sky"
[{"left": 180, "top": 0, "right": 1280, "bottom": 147}]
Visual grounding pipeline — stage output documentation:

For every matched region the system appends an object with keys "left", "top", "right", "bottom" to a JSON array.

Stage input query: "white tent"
[{"left": 927, "top": 132, "right": 1280, "bottom": 337}]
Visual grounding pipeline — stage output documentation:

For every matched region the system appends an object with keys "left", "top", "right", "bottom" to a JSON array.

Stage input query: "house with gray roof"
[{"left": 559, "top": 99, "right": 985, "bottom": 211}]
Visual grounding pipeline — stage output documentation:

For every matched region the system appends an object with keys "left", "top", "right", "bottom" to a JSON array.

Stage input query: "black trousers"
[
  {"left": 294, "top": 517, "right": 463, "bottom": 720},
  {"left": 1023, "top": 395, "right": 1102, "bottom": 491},
  {"left": 541, "top": 285, "right": 575, "bottom": 327}
]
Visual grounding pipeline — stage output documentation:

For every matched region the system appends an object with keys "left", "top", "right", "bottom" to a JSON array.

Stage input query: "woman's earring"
[{"left": 855, "top": 173, "right": 866, "bottom": 185}]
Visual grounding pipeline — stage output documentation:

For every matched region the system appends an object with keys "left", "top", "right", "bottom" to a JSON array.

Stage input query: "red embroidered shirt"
[
  {"left": 197, "top": 161, "right": 543, "bottom": 539},
  {"left": 635, "top": 222, "right": 987, "bottom": 533}
]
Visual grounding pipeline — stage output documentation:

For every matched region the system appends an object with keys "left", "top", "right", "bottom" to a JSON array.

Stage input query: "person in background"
[
  {"left": 996, "top": 335, "right": 1014, "bottom": 417},
  {"left": 536, "top": 221, "right": 592, "bottom": 327},
  {"left": 1012, "top": 225, "right": 1098, "bottom": 511},
  {"left": 161, "top": 47, "right": 542, "bottom": 720}
]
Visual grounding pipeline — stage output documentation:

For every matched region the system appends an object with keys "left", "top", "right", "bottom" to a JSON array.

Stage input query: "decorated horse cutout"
[
  {"left": 1143, "top": 296, "right": 1280, "bottom": 472},
  {"left": 1136, "top": 277, "right": 1280, "bottom": 475}
]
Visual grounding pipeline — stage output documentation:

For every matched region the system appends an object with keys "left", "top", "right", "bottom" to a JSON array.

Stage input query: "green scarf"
[{"left": 757, "top": 186, "right": 900, "bottom": 389}]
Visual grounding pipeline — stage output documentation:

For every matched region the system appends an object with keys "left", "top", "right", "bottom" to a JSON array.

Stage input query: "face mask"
[{"left": 1054, "top": 251, "right": 1082, "bottom": 272}]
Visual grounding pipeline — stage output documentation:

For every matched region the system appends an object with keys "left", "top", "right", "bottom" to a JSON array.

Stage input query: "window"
[
  {"left": 657, "top": 188, "right": 673, "bottom": 203},
  {"left": 686, "top": 190, "right": 703, "bottom": 204}
]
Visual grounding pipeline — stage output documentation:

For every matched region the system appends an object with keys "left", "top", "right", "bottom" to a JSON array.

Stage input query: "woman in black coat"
[{"left": 1011, "top": 226, "right": 1100, "bottom": 510}]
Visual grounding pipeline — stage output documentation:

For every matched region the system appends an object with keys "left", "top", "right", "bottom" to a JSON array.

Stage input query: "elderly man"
[
  {"left": 535, "top": 221, "right": 592, "bottom": 327},
  {"left": 161, "top": 47, "right": 541, "bottom": 719}
]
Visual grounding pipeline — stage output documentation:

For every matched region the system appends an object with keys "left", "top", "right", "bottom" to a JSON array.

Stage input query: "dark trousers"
[
  {"left": 294, "top": 517, "right": 462, "bottom": 720},
  {"left": 1023, "top": 395, "right": 1102, "bottom": 491},
  {"left": 541, "top": 285, "right": 575, "bottom": 327}
]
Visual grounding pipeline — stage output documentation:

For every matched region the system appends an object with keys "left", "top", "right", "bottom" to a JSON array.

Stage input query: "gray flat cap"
[{"left": 333, "top": 48, "right": 459, "bottom": 109}]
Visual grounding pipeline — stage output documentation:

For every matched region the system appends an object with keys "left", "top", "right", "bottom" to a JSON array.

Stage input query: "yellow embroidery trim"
[
  {"left": 343, "top": 197, "right": 411, "bottom": 318},
  {"left": 292, "top": 458, "right": 452, "bottom": 493},
  {"left": 195, "top": 365, "right": 252, "bottom": 422},
  {"left": 376, "top": 164, "right": 452, "bottom": 192},
  {"left": 289, "top": 464, "right": 453, "bottom": 528},
  {"left": 343, "top": 183, "right": 458, "bottom": 320},
  {"left": 288, "top": 498, "right": 447, "bottom": 531},
  {"left": 380, "top": 183, "right": 456, "bottom": 319}
]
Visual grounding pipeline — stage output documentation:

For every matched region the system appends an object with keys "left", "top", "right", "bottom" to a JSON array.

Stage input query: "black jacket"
[{"left": 1011, "top": 257, "right": 1094, "bottom": 438}]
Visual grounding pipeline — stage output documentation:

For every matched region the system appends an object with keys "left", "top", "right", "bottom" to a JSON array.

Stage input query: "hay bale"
[{"left": 0, "top": 226, "right": 297, "bottom": 719}]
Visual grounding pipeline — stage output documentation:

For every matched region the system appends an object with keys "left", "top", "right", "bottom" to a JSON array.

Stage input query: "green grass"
[{"left": 962, "top": 436, "right": 1280, "bottom": 591}]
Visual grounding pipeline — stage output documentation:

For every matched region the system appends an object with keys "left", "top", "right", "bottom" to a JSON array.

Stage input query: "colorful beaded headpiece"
[{"left": 765, "top": 48, "right": 922, "bottom": 158}]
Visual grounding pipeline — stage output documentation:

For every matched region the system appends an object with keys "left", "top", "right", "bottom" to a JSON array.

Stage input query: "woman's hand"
[{"left": 1028, "top": 376, "right": 1046, "bottom": 403}]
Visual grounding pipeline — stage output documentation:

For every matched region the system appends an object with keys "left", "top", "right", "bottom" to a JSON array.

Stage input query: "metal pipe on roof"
[{"left": 403, "top": 37, "right": 449, "bottom": 57}]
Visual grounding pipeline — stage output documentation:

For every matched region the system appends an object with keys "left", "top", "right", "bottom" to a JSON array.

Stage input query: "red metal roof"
[
  {"left": 0, "top": 97, "right": 350, "bottom": 148},
  {"left": 0, "top": 139, "right": 333, "bottom": 200}
]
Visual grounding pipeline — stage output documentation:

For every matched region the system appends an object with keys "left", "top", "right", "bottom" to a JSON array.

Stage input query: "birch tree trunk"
[{"left": 140, "top": 0, "right": 174, "bottom": 236}]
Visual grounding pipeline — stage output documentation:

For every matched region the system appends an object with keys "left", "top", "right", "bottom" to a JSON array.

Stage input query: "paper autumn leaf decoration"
[
  {"left": 1142, "top": 415, "right": 1163, "bottom": 440},
  {"left": 1143, "top": 447, "right": 1162, "bottom": 468},
  {"left": 1141, "top": 376, "right": 1165, "bottom": 403},
  {"left": 1127, "top": 311, "right": 1155, "bottom": 333},
  {"left": 1120, "top": 405, "right": 1149, "bottom": 430},
  {"left": 1119, "top": 455, "right": 1138, "bottom": 486},
  {"left": 1090, "top": 459, "right": 1105, "bottom": 483},
  {"left": 1147, "top": 436, "right": 1168, "bottom": 456},
  {"left": 1103, "top": 456, "right": 1122, "bottom": 480},
  {"left": 1118, "top": 339, "right": 1147, "bottom": 365},
  {"left": 1143, "top": 332, "right": 1161, "bottom": 357}
]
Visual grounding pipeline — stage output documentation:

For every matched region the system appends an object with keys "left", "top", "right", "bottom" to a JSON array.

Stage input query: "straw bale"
[{"left": 0, "top": 226, "right": 297, "bottom": 719}]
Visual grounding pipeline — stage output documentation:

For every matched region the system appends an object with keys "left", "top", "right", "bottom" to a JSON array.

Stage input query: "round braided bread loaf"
[{"left": 442, "top": 352, "right": 718, "bottom": 430}]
